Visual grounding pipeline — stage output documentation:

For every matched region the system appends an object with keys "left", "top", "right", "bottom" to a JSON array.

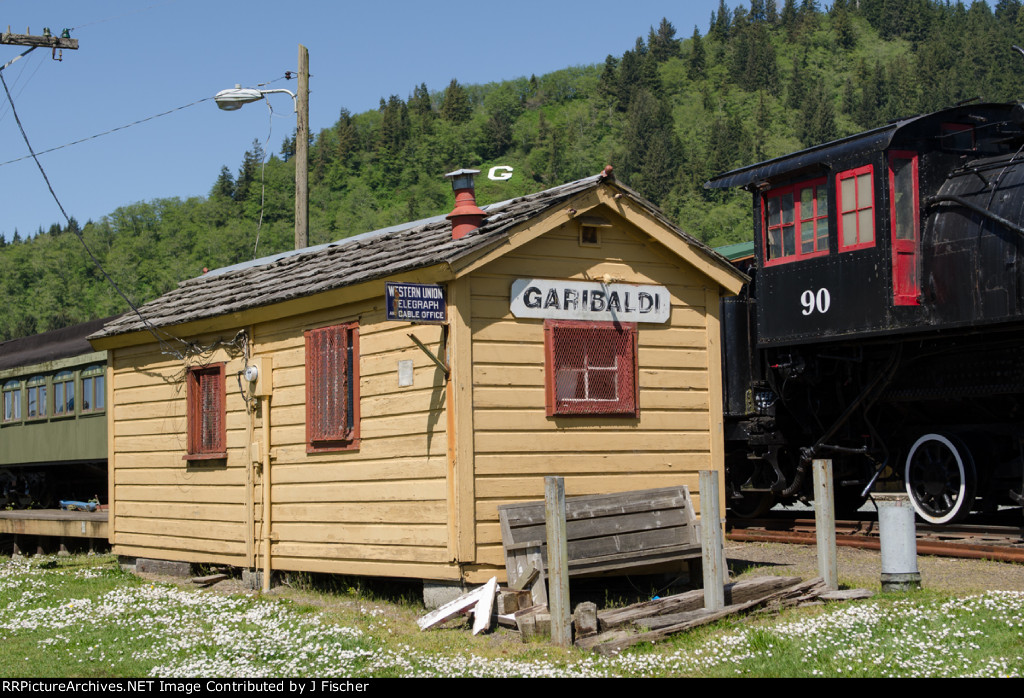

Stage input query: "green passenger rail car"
[{"left": 0, "top": 318, "right": 109, "bottom": 509}]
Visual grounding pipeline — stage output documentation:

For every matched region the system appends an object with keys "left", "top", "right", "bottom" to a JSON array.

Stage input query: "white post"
[
  {"left": 545, "top": 476, "right": 571, "bottom": 646},
  {"left": 812, "top": 458, "right": 838, "bottom": 591},
  {"left": 699, "top": 470, "right": 725, "bottom": 610}
]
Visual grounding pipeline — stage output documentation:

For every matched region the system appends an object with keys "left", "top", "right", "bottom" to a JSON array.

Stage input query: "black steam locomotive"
[{"left": 707, "top": 100, "right": 1024, "bottom": 524}]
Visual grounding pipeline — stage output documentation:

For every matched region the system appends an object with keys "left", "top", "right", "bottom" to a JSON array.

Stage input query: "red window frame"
[
  {"left": 544, "top": 320, "right": 638, "bottom": 417},
  {"left": 184, "top": 363, "right": 226, "bottom": 461},
  {"left": 305, "top": 322, "right": 360, "bottom": 453},
  {"left": 836, "top": 164, "right": 876, "bottom": 252},
  {"left": 888, "top": 150, "right": 921, "bottom": 306},
  {"left": 761, "top": 177, "right": 829, "bottom": 267}
]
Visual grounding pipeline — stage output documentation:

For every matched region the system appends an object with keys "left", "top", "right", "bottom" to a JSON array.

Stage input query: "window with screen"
[
  {"left": 544, "top": 320, "right": 638, "bottom": 417},
  {"left": 185, "top": 363, "right": 226, "bottom": 460},
  {"left": 305, "top": 323, "right": 360, "bottom": 452}
]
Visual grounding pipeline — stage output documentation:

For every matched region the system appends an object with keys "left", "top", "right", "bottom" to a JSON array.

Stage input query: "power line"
[
  {"left": 0, "top": 69, "right": 185, "bottom": 359},
  {"left": 0, "top": 74, "right": 290, "bottom": 168},
  {"left": 0, "top": 95, "right": 213, "bottom": 168}
]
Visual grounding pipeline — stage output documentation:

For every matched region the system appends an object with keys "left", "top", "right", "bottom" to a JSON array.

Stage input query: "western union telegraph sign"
[
  {"left": 509, "top": 279, "right": 671, "bottom": 323},
  {"left": 386, "top": 282, "right": 446, "bottom": 323}
]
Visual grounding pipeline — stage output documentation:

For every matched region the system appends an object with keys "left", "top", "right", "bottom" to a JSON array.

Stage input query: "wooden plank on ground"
[
  {"left": 597, "top": 576, "right": 802, "bottom": 630},
  {"left": 580, "top": 577, "right": 811, "bottom": 655},
  {"left": 471, "top": 577, "right": 498, "bottom": 635}
]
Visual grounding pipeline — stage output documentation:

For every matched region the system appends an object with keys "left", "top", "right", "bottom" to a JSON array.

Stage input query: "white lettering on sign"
[
  {"left": 488, "top": 165, "right": 514, "bottom": 181},
  {"left": 510, "top": 279, "right": 671, "bottom": 323}
]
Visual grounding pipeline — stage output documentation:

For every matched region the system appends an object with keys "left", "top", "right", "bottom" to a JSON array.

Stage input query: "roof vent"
[{"left": 445, "top": 168, "right": 486, "bottom": 240}]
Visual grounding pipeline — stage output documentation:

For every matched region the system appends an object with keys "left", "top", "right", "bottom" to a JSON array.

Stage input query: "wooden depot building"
[{"left": 89, "top": 167, "right": 746, "bottom": 585}]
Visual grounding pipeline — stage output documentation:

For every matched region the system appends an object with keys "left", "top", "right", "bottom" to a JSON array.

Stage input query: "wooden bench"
[{"left": 497, "top": 485, "right": 702, "bottom": 599}]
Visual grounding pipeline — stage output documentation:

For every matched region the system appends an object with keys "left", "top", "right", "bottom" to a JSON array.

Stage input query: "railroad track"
[{"left": 728, "top": 512, "right": 1024, "bottom": 563}]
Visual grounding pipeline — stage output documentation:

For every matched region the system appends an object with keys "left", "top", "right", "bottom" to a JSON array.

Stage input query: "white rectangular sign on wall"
[{"left": 509, "top": 279, "right": 671, "bottom": 323}]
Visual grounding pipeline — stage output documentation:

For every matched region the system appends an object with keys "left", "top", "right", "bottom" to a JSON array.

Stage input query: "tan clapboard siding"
[
  {"left": 117, "top": 501, "right": 244, "bottom": 522},
  {"left": 474, "top": 453, "right": 710, "bottom": 476},
  {"left": 271, "top": 521, "right": 447, "bottom": 547},
  {"left": 270, "top": 457, "right": 446, "bottom": 484},
  {"left": 113, "top": 532, "right": 245, "bottom": 558},
  {"left": 270, "top": 541, "right": 448, "bottom": 564},
  {"left": 272, "top": 500, "right": 446, "bottom": 523},
  {"left": 474, "top": 473, "right": 706, "bottom": 499},
  {"left": 467, "top": 217, "right": 718, "bottom": 566},
  {"left": 271, "top": 479, "right": 446, "bottom": 503},
  {"left": 243, "top": 298, "right": 452, "bottom": 577},
  {"left": 117, "top": 483, "right": 245, "bottom": 504},
  {"left": 270, "top": 551, "right": 457, "bottom": 576},
  {"left": 473, "top": 409, "right": 711, "bottom": 432},
  {"left": 115, "top": 466, "right": 244, "bottom": 485},
  {"left": 475, "top": 430, "right": 710, "bottom": 453}
]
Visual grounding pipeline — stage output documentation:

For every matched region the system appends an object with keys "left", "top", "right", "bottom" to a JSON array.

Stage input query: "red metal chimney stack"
[{"left": 445, "top": 168, "right": 486, "bottom": 240}]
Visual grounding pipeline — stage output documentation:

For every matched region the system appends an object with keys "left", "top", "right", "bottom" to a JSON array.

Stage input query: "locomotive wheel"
[{"left": 904, "top": 433, "right": 977, "bottom": 524}]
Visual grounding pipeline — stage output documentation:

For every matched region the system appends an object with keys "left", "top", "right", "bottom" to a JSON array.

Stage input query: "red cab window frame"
[
  {"left": 544, "top": 319, "right": 638, "bottom": 417},
  {"left": 888, "top": 150, "right": 921, "bottom": 306},
  {"left": 305, "top": 322, "right": 360, "bottom": 453},
  {"left": 184, "top": 363, "right": 227, "bottom": 461},
  {"left": 761, "top": 177, "right": 830, "bottom": 267},
  {"left": 836, "top": 164, "right": 876, "bottom": 252}
]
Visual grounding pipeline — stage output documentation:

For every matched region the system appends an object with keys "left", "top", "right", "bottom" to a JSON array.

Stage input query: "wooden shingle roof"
[{"left": 92, "top": 173, "right": 734, "bottom": 340}]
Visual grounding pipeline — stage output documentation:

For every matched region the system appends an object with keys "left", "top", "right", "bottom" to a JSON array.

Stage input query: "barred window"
[
  {"left": 185, "top": 364, "right": 226, "bottom": 460},
  {"left": 305, "top": 323, "right": 360, "bottom": 452},
  {"left": 544, "top": 320, "right": 638, "bottom": 417}
]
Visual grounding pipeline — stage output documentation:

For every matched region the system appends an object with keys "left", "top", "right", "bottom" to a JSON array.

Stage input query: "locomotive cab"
[{"left": 709, "top": 103, "right": 1024, "bottom": 524}]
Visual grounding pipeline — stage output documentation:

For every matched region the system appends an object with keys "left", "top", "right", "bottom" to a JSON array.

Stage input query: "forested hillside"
[{"left": 4, "top": 0, "right": 1024, "bottom": 341}]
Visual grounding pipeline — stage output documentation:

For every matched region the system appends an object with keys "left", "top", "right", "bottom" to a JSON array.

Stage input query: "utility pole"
[
  {"left": 295, "top": 44, "right": 309, "bottom": 250},
  {"left": 1, "top": 27, "right": 78, "bottom": 50}
]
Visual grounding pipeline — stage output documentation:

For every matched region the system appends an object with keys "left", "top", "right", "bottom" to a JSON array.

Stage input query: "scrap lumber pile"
[{"left": 417, "top": 574, "right": 873, "bottom": 654}]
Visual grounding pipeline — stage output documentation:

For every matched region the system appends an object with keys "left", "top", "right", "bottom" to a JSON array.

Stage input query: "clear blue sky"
[{"left": 0, "top": 0, "right": 732, "bottom": 241}]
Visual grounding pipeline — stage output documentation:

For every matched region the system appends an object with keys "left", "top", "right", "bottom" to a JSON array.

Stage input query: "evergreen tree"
[
  {"left": 409, "top": 83, "right": 433, "bottom": 118},
  {"left": 801, "top": 81, "right": 837, "bottom": 146},
  {"left": 688, "top": 27, "right": 706, "bottom": 81},
  {"left": 332, "top": 109, "right": 358, "bottom": 176},
  {"left": 440, "top": 79, "right": 473, "bottom": 123},
  {"left": 211, "top": 166, "right": 235, "bottom": 199},
  {"left": 743, "top": 21, "right": 779, "bottom": 94},
  {"left": 710, "top": 0, "right": 732, "bottom": 41},
  {"left": 598, "top": 54, "right": 620, "bottom": 105},
  {"left": 833, "top": 4, "right": 857, "bottom": 49},
  {"left": 648, "top": 18, "right": 680, "bottom": 63},
  {"left": 781, "top": 0, "right": 799, "bottom": 34},
  {"left": 234, "top": 139, "right": 265, "bottom": 203}
]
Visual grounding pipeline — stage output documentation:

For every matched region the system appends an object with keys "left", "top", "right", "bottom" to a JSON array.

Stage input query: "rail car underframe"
[{"left": 726, "top": 328, "right": 1024, "bottom": 522}]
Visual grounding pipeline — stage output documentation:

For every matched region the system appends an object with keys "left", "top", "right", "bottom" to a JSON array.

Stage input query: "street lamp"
[
  {"left": 214, "top": 86, "right": 296, "bottom": 112},
  {"left": 215, "top": 44, "right": 309, "bottom": 250}
]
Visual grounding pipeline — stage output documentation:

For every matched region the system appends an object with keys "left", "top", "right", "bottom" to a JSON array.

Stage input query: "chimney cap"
[{"left": 445, "top": 168, "right": 480, "bottom": 179}]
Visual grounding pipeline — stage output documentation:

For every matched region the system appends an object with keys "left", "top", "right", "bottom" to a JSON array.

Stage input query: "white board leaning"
[{"left": 509, "top": 278, "right": 671, "bottom": 324}]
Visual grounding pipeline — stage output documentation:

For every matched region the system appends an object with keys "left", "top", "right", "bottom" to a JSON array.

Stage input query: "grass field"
[{"left": 0, "top": 555, "right": 1020, "bottom": 678}]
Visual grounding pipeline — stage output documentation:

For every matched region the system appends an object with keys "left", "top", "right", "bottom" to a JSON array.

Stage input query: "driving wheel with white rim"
[{"left": 904, "top": 432, "right": 977, "bottom": 524}]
